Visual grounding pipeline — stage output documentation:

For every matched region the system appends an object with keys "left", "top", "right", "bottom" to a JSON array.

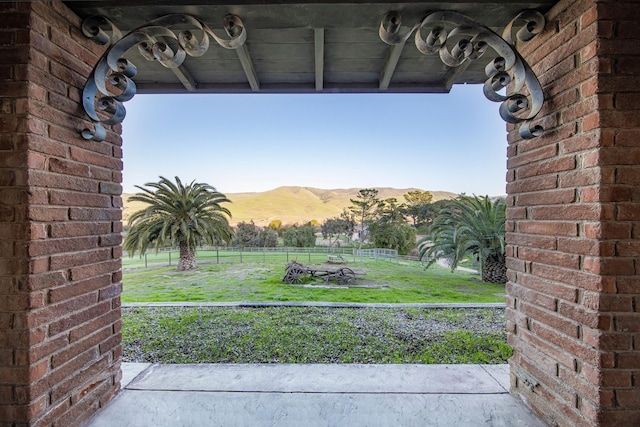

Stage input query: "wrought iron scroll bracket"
[
  {"left": 380, "top": 10, "right": 546, "bottom": 139},
  {"left": 80, "top": 14, "right": 248, "bottom": 142}
]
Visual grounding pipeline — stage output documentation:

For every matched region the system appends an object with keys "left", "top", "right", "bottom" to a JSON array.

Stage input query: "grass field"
[
  {"left": 123, "top": 306, "right": 512, "bottom": 364},
  {"left": 122, "top": 254, "right": 510, "bottom": 364},
  {"left": 121, "top": 247, "right": 359, "bottom": 269},
  {"left": 122, "top": 258, "right": 505, "bottom": 304}
]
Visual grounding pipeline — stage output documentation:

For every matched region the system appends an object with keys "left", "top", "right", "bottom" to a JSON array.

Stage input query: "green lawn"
[
  {"left": 122, "top": 248, "right": 359, "bottom": 269},
  {"left": 122, "top": 258, "right": 506, "bottom": 304},
  {"left": 123, "top": 306, "right": 512, "bottom": 364},
  {"left": 121, "top": 257, "right": 510, "bottom": 364}
]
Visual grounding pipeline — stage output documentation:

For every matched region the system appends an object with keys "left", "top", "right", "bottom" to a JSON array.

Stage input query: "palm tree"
[
  {"left": 418, "top": 195, "right": 506, "bottom": 283},
  {"left": 123, "top": 176, "right": 234, "bottom": 271}
]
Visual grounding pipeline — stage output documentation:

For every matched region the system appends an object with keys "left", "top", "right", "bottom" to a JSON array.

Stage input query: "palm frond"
[
  {"left": 124, "top": 176, "right": 234, "bottom": 260},
  {"left": 419, "top": 195, "right": 506, "bottom": 275}
]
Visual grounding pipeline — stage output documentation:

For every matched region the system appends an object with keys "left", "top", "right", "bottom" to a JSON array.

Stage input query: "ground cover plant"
[
  {"left": 122, "top": 258, "right": 505, "bottom": 303},
  {"left": 123, "top": 306, "right": 512, "bottom": 364}
]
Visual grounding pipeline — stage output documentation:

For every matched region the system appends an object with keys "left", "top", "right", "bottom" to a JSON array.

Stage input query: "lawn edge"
[{"left": 122, "top": 302, "right": 506, "bottom": 308}]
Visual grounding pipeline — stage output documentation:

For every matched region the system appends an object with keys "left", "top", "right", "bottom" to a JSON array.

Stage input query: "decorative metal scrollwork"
[
  {"left": 380, "top": 10, "right": 546, "bottom": 139},
  {"left": 80, "top": 14, "right": 247, "bottom": 141}
]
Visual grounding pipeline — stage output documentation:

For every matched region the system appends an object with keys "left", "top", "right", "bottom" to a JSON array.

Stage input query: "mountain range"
[{"left": 122, "top": 186, "right": 458, "bottom": 227}]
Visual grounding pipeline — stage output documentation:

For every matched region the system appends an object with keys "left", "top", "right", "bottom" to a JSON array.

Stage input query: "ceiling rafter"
[
  {"left": 443, "top": 62, "right": 471, "bottom": 91},
  {"left": 155, "top": 36, "right": 197, "bottom": 92},
  {"left": 314, "top": 28, "right": 325, "bottom": 92},
  {"left": 379, "top": 41, "right": 406, "bottom": 90},
  {"left": 168, "top": 62, "right": 198, "bottom": 92},
  {"left": 235, "top": 44, "right": 260, "bottom": 91}
]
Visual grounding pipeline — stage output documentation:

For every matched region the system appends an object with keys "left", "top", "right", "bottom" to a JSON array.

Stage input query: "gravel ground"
[{"left": 122, "top": 306, "right": 511, "bottom": 364}]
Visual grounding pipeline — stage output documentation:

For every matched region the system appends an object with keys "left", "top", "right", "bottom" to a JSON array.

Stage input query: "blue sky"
[{"left": 120, "top": 84, "right": 508, "bottom": 196}]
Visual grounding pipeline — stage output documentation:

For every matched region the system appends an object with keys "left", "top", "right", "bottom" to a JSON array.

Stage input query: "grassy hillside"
[{"left": 123, "top": 186, "right": 458, "bottom": 226}]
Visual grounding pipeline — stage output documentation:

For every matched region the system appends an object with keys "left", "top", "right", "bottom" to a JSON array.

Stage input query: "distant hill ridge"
[{"left": 122, "top": 186, "right": 458, "bottom": 227}]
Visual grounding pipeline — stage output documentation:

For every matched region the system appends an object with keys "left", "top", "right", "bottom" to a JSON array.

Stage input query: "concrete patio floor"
[{"left": 83, "top": 363, "right": 546, "bottom": 427}]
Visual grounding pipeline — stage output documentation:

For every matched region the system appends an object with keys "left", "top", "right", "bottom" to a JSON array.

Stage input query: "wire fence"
[{"left": 122, "top": 246, "right": 398, "bottom": 269}]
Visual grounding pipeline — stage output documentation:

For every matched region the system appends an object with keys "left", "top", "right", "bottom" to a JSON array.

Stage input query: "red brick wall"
[
  {"left": 506, "top": 0, "right": 640, "bottom": 425},
  {"left": 0, "top": 2, "right": 122, "bottom": 426}
]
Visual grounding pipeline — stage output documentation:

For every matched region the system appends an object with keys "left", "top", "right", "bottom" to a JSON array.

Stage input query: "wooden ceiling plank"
[
  {"left": 69, "top": 2, "right": 554, "bottom": 95},
  {"left": 314, "top": 28, "right": 324, "bottom": 91}
]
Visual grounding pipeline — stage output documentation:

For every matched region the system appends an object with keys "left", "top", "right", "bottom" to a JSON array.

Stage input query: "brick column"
[
  {"left": 506, "top": 0, "right": 640, "bottom": 426},
  {"left": 0, "top": 2, "right": 122, "bottom": 426}
]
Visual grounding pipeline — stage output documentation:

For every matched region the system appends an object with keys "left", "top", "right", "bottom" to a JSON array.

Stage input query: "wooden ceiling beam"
[
  {"left": 155, "top": 36, "right": 197, "bottom": 91},
  {"left": 378, "top": 40, "right": 406, "bottom": 90},
  {"left": 314, "top": 28, "right": 325, "bottom": 92},
  {"left": 443, "top": 60, "right": 473, "bottom": 91},
  {"left": 235, "top": 44, "right": 260, "bottom": 91},
  {"left": 169, "top": 65, "right": 197, "bottom": 92}
]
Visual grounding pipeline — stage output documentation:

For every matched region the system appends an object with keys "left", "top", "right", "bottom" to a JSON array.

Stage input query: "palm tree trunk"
[
  {"left": 178, "top": 241, "right": 197, "bottom": 271},
  {"left": 482, "top": 253, "right": 507, "bottom": 283}
]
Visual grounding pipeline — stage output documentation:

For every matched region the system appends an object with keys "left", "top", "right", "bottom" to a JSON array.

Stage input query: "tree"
[
  {"left": 370, "top": 197, "right": 415, "bottom": 254},
  {"left": 268, "top": 219, "right": 283, "bottom": 236},
  {"left": 369, "top": 218, "right": 417, "bottom": 255},
  {"left": 339, "top": 208, "right": 356, "bottom": 242},
  {"left": 124, "top": 176, "right": 233, "bottom": 271},
  {"left": 257, "top": 227, "right": 278, "bottom": 247},
  {"left": 321, "top": 217, "right": 351, "bottom": 249},
  {"left": 401, "top": 190, "right": 433, "bottom": 227},
  {"left": 418, "top": 195, "right": 506, "bottom": 283},
  {"left": 231, "top": 221, "right": 278, "bottom": 247},
  {"left": 282, "top": 224, "right": 316, "bottom": 247},
  {"left": 268, "top": 219, "right": 282, "bottom": 229},
  {"left": 231, "top": 221, "right": 260, "bottom": 247},
  {"left": 348, "top": 188, "right": 381, "bottom": 249},
  {"left": 377, "top": 197, "right": 405, "bottom": 222}
]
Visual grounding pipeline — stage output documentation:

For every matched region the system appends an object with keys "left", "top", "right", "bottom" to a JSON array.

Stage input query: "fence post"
[
  {"left": 216, "top": 249, "right": 219, "bottom": 264},
  {"left": 144, "top": 253, "right": 147, "bottom": 268},
  {"left": 240, "top": 248, "right": 243, "bottom": 263},
  {"left": 168, "top": 251, "right": 171, "bottom": 266},
  {"left": 308, "top": 247, "right": 311, "bottom": 263},
  {"left": 286, "top": 247, "right": 289, "bottom": 263}
]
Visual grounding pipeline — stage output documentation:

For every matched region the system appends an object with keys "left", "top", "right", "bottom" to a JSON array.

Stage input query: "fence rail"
[{"left": 123, "top": 246, "right": 398, "bottom": 269}]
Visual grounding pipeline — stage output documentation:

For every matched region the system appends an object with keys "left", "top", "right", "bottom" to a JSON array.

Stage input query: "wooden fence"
[{"left": 123, "top": 246, "right": 398, "bottom": 269}]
